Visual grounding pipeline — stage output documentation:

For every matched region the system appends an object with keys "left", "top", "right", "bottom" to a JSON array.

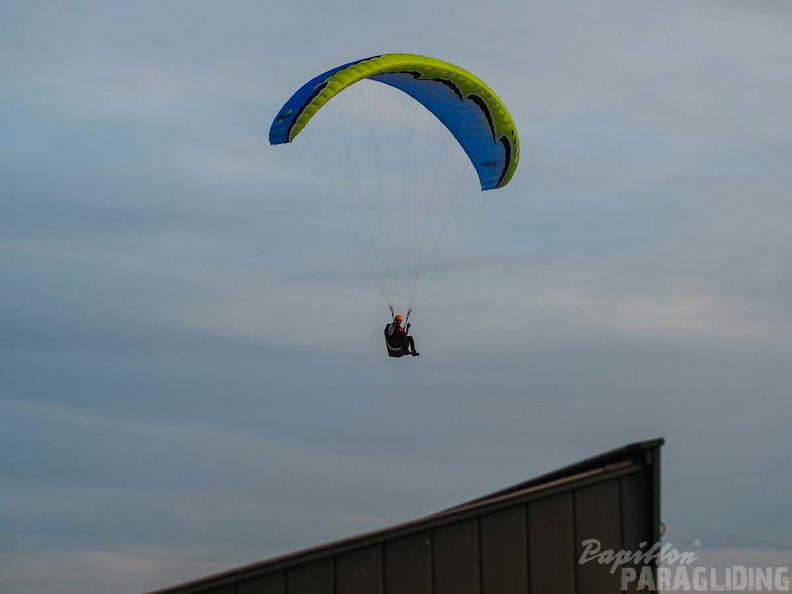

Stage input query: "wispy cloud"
[
  {"left": 2, "top": 1, "right": 791, "bottom": 592},
  {"left": 0, "top": 547, "right": 233, "bottom": 594}
]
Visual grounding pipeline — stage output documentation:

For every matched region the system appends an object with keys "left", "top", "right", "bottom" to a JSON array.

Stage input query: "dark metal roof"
[
  {"left": 147, "top": 437, "right": 664, "bottom": 594},
  {"left": 454, "top": 437, "right": 664, "bottom": 508}
]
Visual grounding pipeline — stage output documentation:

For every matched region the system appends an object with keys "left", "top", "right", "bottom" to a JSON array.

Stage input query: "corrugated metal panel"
[
  {"left": 575, "top": 479, "right": 623, "bottom": 593},
  {"left": 384, "top": 531, "right": 432, "bottom": 594},
  {"left": 237, "top": 571, "right": 284, "bottom": 594},
  {"left": 620, "top": 469, "right": 652, "bottom": 593},
  {"left": 480, "top": 505, "right": 527, "bottom": 594},
  {"left": 336, "top": 545, "right": 382, "bottom": 594},
  {"left": 286, "top": 558, "right": 334, "bottom": 594},
  {"left": 433, "top": 519, "right": 480, "bottom": 594},
  {"left": 199, "top": 587, "right": 234, "bottom": 594},
  {"left": 528, "top": 492, "right": 576, "bottom": 594},
  {"left": 621, "top": 471, "right": 650, "bottom": 549}
]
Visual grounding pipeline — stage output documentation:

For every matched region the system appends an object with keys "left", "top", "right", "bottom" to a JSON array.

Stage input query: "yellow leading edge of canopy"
[{"left": 288, "top": 53, "right": 520, "bottom": 189}]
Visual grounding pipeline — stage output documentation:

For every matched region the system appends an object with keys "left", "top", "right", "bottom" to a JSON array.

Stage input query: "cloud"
[
  {"left": 2, "top": 1, "right": 791, "bottom": 593},
  {"left": 690, "top": 546, "right": 792, "bottom": 567},
  {"left": 0, "top": 547, "right": 233, "bottom": 594}
]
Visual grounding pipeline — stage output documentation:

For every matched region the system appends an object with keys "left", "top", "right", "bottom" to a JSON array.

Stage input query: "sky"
[{"left": 2, "top": 1, "right": 791, "bottom": 592}]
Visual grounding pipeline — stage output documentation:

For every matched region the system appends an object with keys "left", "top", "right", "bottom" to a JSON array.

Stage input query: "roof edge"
[{"left": 454, "top": 437, "right": 665, "bottom": 509}]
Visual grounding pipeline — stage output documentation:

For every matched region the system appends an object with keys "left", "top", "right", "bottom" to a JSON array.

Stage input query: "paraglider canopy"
[{"left": 269, "top": 53, "right": 520, "bottom": 190}]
